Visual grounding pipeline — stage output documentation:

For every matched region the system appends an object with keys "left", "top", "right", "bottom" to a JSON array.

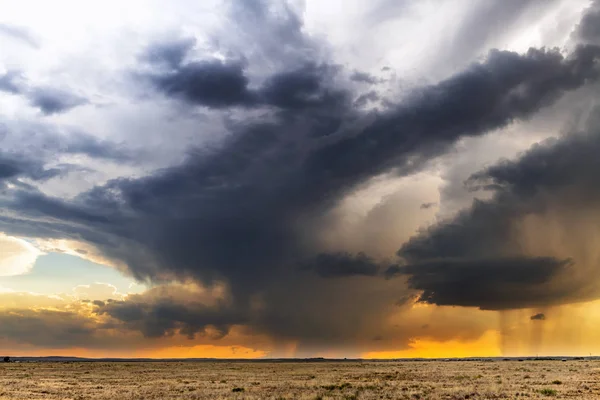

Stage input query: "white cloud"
[
  {"left": 72, "top": 282, "right": 124, "bottom": 301},
  {"left": 0, "top": 234, "right": 42, "bottom": 276}
]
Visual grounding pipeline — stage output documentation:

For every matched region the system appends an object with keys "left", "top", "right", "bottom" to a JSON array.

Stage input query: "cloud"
[
  {"left": 0, "top": 72, "right": 87, "bottom": 115},
  {"left": 0, "top": 151, "right": 66, "bottom": 184},
  {"left": 259, "top": 63, "right": 347, "bottom": 110},
  {"left": 0, "top": 23, "right": 39, "bottom": 48},
  {"left": 28, "top": 87, "right": 88, "bottom": 115},
  {"left": 147, "top": 59, "right": 255, "bottom": 109},
  {"left": 530, "top": 313, "right": 546, "bottom": 320},
  {"left": 0, "top": 70, "right": 23, "bottom": 94},
  {"left": 0, "top": 234, "right": 42, "bottom": 276},
  {"left": 0, "top": 122, "right": 140, "bottom": 176},
  {"left": 420, "top": 202, "right": 437, "bottom": 209},
  {"left": 0, "top": 308, "right": 97, "bottom": 348},
  {"left": 60, "top": 131, "right": 137, "bottom": 163},
  {"left": 300, "top": 252, "right": 382, "bottom": 278},
  {"left": 386, "top": 257, "right": 575, "bottom": 310},
  {"left": 0, "top": 2, "right": 598, "bottom": 352},
  {"left": 143, "top": 45, "right": 345, "bottom": 111},
  {"left": 138, "top": 1, "right": 342, "bottom": 112},
  {"left": 0, "top": 291, "right": 66, "bottom": 309},
  {"left": 142, "top": 37, "right": 197, "bottom": 68},
  {"left": 223, "top": 0, "right": 321, "bottom": 69},
  {"left": 354, "top": 91, "right": 380, "bottom": 108},
  {"left": 437, "top": 1, "right": 562, "bottom": 70},
  {"left": 72, "top": 283, "right": 123, "bottom": 301},
  {"left": 94, "top": 282, "right": 240, "bottom": 339},
  {"left": 0, "top": 41, "right": 596, "bottom": 347},
  {"left": 397, "top": 111, "right": 600, "bottom": 310},
  {"left": 350, "top": 71, "right": 381, "bottom": 84},
  {"left": 576, "top": 0, "right": 600, "bottom": 45}
]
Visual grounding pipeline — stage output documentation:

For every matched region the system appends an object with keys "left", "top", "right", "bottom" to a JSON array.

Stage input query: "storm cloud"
[
  {"left": 0, "top": 152, "right": 64, "bottom": 184},
  {"left": 0, "top": 39, "right": 597, "bottom": 344},
  {"left": 28, "top": 87, "right": 88, "bottom": 115},
  {"left": 301, "top": 252, "right": 383, "bottom": 278},
  {"left": 1, "top": 0, "right": 600, "bottom": 352},
  {"left": 0, "top": 72, "right": 87, "bottom": 115},
  {"left": 5, "top": 43, "right": 598, "bottom": 286},
  {"left": 396, "top": 118, "right": 600, "bottom": 309},
  {"left": 350, "top": 71, "right": 381, "bottom": 84},
  {"left": 386, "top": 257, "right": 576, "bottom": 310},
  {"left": 147, "top": 59, "right": 255, "bottom": 109},
  {"left": 144, "top": 43, "right": 345, "bottom": 111},
  {"left": 576, "top": 0, "right": 600, "bottom": 45},
  {"left": 96, "top": 295, "right": 243, "bottom": 339}
]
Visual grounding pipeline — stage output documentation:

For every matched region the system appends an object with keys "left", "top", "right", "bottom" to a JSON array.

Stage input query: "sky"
[{"left": 0, "top": 0, "right": 600, "bottom": 359}]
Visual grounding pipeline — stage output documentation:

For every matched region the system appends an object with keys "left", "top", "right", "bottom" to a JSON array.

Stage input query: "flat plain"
[{"left": 1, "top": 360, "right": 599, "bottom": 399}]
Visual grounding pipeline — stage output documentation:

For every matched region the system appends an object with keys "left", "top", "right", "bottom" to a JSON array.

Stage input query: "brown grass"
[{"left": 1, "top": 360, "right": 599, "bottom": 399}]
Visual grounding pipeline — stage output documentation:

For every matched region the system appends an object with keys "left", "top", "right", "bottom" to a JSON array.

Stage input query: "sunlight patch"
[{"left": 0, "top": 234, "right": 42, "bottom": 277}]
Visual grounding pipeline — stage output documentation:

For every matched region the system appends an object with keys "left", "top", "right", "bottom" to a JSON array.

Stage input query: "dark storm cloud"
[
  {"left": 397, "top": 121, "right": 600, "bottom": 309},
  {"left": 301, "top": 252, "right": 382, "bottom": 278},
  {"left": 60, "top": 132, "right": 137, "bottom": 163},
  {"left": 144, "top": 43, "right": 344, "bottom": 111},
  {"left": 259, "top": 63, "right": 346, "bottom": 110},
  {"left": 530, "top": 313, "right": 546, "bottom": 321},
  {"left": 142, "top": 37, "right": 197, "bottom": 68},
  {"left": 467, "top": 129, "right": 600, "bottom": 203},
  {"left": 0, "top": 152, "right": 65, "bottom": 183},
  {"left": 386, "top": 257, "right": 575, "bottom": 310},
  {"left": 354, "top": 91, "right": 380, "bottom": 108},
  {"left": 95, "top": 287, "right": 245, "bottom": 339},
  {"left": 141, "top": 0, "right": 337, "bottom": 111},
  {"left": 0, "top": 72, "right": 88, "bottom": 115},
  {"left": 400, "top": 127, "right": 600, "bottom": 264},
  {"left": 300, "top": 45, "right": 600, "bottom": 203},
  {"left": 0, "top": 23, "right": 39, "bottom": 48},
  {"left": 88, "top": 44, "right": 600, "bottom": 287},
  {"left": 350, "top": 71, "right": 381, "bottom": 84},
  {"left": 148, "top": 60, "right": 256, "bottom": 109},
  {"left": 576, "top": 0, "right": 600, "bottom": 45},
  {"left": 2, "top": 5, "right": 600, "bottom": 344},
  {"left": 28, "top": 87, "right": 88, "bottom": 115}
]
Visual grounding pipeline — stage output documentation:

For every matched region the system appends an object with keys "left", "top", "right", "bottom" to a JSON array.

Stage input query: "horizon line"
[{"left": 4, "top": 355, "right": 598, "bottom": 362}]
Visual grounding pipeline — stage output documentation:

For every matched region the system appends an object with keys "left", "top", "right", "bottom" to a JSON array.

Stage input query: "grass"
[
  {"left": 0, "top": 359, "right": 598, "bottom": 399},
  {"left": 539, "top": 388, "right": 558, "bottom": 396}
]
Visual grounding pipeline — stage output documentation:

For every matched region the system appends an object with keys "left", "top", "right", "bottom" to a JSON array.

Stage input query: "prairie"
[{"left": 0, "top": 359, "right": 599, "bottom": 399}]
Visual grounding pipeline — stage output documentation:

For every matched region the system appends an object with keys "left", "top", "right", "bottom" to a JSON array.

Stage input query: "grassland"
[{"left": 1, "top": 359, "right": 599, "bottom": 399}]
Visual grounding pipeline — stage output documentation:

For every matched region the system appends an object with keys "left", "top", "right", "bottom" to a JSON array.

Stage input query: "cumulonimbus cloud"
[{"left": 0, "top": 0, "right": 599, "bottom": 349}]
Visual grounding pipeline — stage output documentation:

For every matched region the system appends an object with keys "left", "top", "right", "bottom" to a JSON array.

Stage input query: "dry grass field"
[{"left": 1, "top": 360, "right": 599, "bottom": 399}]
